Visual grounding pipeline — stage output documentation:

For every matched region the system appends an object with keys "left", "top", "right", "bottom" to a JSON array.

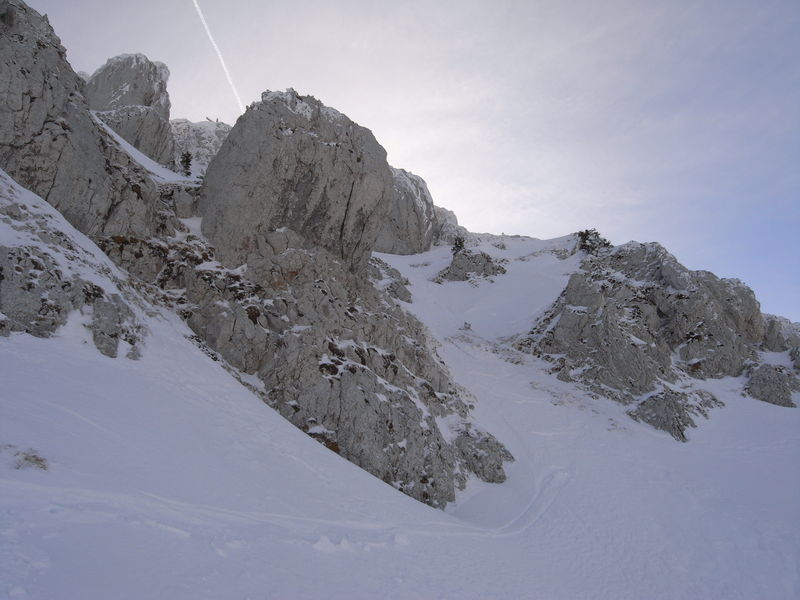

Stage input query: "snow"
[
  {"left": 1, "top": 231, "right": 799, "bottom": 598},
  {"left": 177, "top": 216, "right": 203, "bottom": 238},
  {"left": 377, "top": 236, "right": 580, "bottom": 340},
  {"left": 261, "top": 89, "right": 314, "bottom": 120},
  {"left": 90, "top": 112, "right": 196, "bottom": 185},
  {"left": 260, "top": 89, "right": 348, "bottom": 126},
  {"left": 0, "top": 169, "right": 128, "bottom": 289}
]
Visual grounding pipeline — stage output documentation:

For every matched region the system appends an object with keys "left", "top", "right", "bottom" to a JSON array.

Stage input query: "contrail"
[{"left": 191, "top": 0, "right": 245, "bottom": 114}]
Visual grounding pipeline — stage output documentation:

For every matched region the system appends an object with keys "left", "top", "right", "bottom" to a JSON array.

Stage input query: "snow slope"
[
  {"left": 1, "top": 214, "right": 799, "bottom": 598},
  {"left": 91, "top": 112, "right": 197, "bottom": 186}
]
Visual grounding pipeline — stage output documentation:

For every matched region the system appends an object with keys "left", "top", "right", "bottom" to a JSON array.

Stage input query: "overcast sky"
[{"left": 35, "top": 0, "right": 799, "bottom": 321}]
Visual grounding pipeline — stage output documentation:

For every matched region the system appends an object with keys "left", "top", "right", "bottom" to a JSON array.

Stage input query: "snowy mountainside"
[
  {"left": 382, "top": 236, "right": 799, "bottom": 441},
  {"left": 1, "top": 1, "right": 798, "bottom": 596},
  {"left": 379, "top": 234, "right": 580, "bottom": 340},
  {"left": 0, "top": 168, "right": 145, "bottom": 358},
  {"left": 2, "top": 213, "right": 798, "bottom": 598}
]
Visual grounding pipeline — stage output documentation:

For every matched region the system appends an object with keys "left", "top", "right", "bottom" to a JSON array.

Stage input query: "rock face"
[
  {"left": 84, "top": 54, "right": 176, "bottom": 165},
  {"left": 200, "top": 89, "right": 394, "bottom": 274},
  {"left": 0, "top": 168, "right": 144, "bottom": 358},
  {"left": 369, "top": 256, "right": 412, "bottom": 303},
  {"left": 194, "top": 90, "right": 512, "bottom": 505},
  {"left": 763, "top": 314, "right": 800, "bottom": 354},
  {"left": 95, "top": 105, "right": 176, "bottom": 165},
  {"left": 433, "top": 205, "right": 471, "bottom": 246},
  {"left": 0, "top": 1, "right": 161, "bottom": 240},
  {"left": 628, "top": 389, "right": 721, "bottom": 443},
  {"left": 746, "top": 364, "right": 798, "bottom": 407},
  {"left": 100, "top": 219, "right": 513, "bottom": 508},
  {"left": 82, "top": 87, "right": 515, "bottom": 508},
  {"left": 516, "top": 239, "right": 798, "bottom": 440},
  {"left": 0, "top": 7, "right": 513, "bottom": 509},
  {"left": 170, "top": 118, "right": 232, "bottom": 176},
  {"left": 434, "top": 249, "right": 507, "bottom": 283},
  {"left": 83, "top": 54, "right": 170, "bottom": 119},
  {"left": 373, "top": 168, "right": 437, "bottom": 255},
  {"left": 792, "top": 347, "right": 800, "bottom": 371}
]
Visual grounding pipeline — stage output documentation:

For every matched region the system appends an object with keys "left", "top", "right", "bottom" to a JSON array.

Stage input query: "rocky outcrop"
[
  {"left": 0, "top": 168, "right": 144, "bottom": 358},
  {"left": 84, "top": 54, "right": 175, "bottom": 165},
  {"left": 369, "top": 257, "right": 412, "bottom": 303},
  {"left": 373, "top": 168, "right": 437, "bottom": 255},
  {"left": 100, "top": 218, "right": 513, "bottom": 508},
  {"left": 433, "top": 205, "right": 471, "bottom": 246},
  {"left": 83, "top": 53, "right": 170, "bottom": 119},
  {"left": 159, "top": 182, "right": 198, "bottom": 219},
  {"left": 170, "top": 118, "right": 232, "bottom": 176},
  {"left": 516, "top": 240, "right": 798, "bottom": 440},
  {"left": 746, "top": 364, "right": 798, "bottom": 407},
  {"left": 628, "top": 389, "right": 721, "bottom": 442},
  {"left": 434, "top": 249, "right": 506, "bottom": 283},
  {"left": 200, "top": 89, "right": 393, "bottom": 274},
  {"left": 83, "top": 87, "right": 514, "bottom": 508},
  {"left": 762, "top": 314, "right": 800, "bottom": 352},
  {"left": 0, "top": 7, "right": 512, "bottom": 508},
  {"left": 95, "top": 105, "right": 175, "bottom": 165},
  {"left": 792, "top": 347, "right": 800, "bottom": 371},
  {"left": 0, "top": 1, "right": 162, "bottom": 240}
]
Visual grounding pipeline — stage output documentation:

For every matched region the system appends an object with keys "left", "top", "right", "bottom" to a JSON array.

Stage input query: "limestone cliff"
[
  {"left": 84, "top": 53, "right": 170, "bottom": 119},
  {"left": 84, "top": 54, "right": 176, "bottom": 165},
  {"left": 0, "top": 168, "right": 145, "bottom": 358},
  {"left": 374, "top": 168, "right": 438, "bottom": 255},
  {"left": 0, "top": 0, "right": 162, "bottom": 239},
  {"left": 516, "top": 239, "right": 798, "bottom": 440},
  {"left": 170, "top": 118, "right": 231, "bottom": 176},
  {"left": 200, "top": 89, "right": 393, "bottom": 274}
]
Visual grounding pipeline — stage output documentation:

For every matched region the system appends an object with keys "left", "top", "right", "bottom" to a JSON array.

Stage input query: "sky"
[{"left": 33, "top": 0, "right": 799, "bottom": 321}]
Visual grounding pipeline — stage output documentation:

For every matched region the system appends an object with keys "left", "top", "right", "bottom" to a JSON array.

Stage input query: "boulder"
[
  {"left": 434, "top": 249, "right": 506, "bottom": 283},
  {"left": 199, "top": 89, "right": 393, "bottom": 273},
  {"left": 762, "top": 314, "right": 800, "bottom": 352},
  {"left": 628, "top": 389, "right": 721, "bottom": 442},
  {"left": 103, "top": 88, "right": 514, "bottom": 506},
  {"left": 373, "top": 168, "right": 437, "bottom": 255},
  {"left": 746, "top": 364, "right": 798, "bottom": 407}
]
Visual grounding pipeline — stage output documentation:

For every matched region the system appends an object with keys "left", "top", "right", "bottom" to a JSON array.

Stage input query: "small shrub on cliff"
[
  {"left": 451, "top": 235, "right": 465, "bottom": 255},
  {"left": 577, "top": 229, "right": 611, "bottom": 254},
  {"left": 180, "top": 151, "right": 192, "bottom": 177}
]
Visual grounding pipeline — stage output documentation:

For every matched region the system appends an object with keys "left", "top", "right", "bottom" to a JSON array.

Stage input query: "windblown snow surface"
[{"left": 1, "top": 198, "right": 798, "bottom": 598}]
